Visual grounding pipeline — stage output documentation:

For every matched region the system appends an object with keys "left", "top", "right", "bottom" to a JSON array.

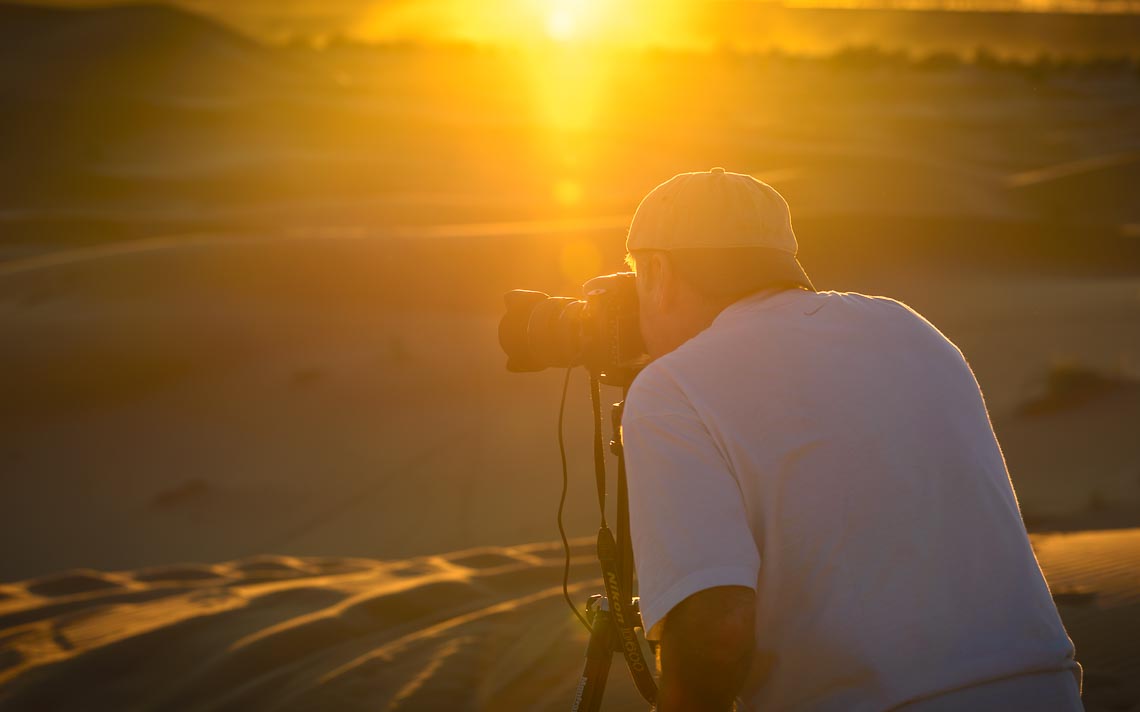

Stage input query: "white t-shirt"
[{"left": 621, "top": 288, "right": 1079, "bottom": 711}]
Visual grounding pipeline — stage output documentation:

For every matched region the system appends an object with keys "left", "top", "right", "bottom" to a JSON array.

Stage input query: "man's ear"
[{"left": 643, "top": 251, "right": 676, "bottom": 310}]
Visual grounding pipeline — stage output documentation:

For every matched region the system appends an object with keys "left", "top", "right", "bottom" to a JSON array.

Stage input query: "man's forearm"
[
  {"left": 655, "top": 643, "right": 751, "bottom": 711},
  {"left": 655, "top": 586, "right": 756, "bottom": 712},
  {"left": 656, "top": 666, "right": 748, "bottom": 711}
]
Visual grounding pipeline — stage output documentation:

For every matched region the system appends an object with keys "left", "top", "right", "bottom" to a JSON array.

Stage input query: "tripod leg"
[{"left": 571, "top": 607, "right": 615, "bottom": 712}]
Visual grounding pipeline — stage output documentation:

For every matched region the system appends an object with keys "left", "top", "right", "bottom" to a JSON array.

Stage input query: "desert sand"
[
  {"left": 2, "top": 4, "right": 1140, "bottom": 710},
  {"left": 3, "top": 233, "right": 1138, "bottom": 574},
  {"left": 1, "top": 229, "right": 1138, "bottom": 711},
  {"left": 0, "top": 530, "right": 1136, "bottom": 710}
]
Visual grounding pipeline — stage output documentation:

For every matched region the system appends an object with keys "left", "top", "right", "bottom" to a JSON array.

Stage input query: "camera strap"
[
  {"left": 589, "top": 376, "right": 608, "bottom": 527},
  {"left": 590, "top": 377, "right": 658, "bottom": 705},
  {"left": 598, "top": 526, "right": 657, "bottom": 703}
]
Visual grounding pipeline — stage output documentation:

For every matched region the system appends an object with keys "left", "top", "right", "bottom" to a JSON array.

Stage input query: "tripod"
[{"left": 569, "top": 376, "right": 657, "bottom": 711}]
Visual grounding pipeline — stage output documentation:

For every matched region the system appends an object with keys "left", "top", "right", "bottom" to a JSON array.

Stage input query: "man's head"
[{"left": 625, "top": 168, "right": 814, "bottom": 358}]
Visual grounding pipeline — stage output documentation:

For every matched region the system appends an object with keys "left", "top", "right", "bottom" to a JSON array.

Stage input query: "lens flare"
[{"left": 554, "top": 179, "right": 583, "bottom": 206}]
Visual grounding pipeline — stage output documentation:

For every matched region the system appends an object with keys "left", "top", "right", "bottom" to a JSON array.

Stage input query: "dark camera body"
[{"left": 499, "top": 272, "right": 648, "bottom": 387}]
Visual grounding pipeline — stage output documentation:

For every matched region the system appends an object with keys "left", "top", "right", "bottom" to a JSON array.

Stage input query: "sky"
[{"left": 23, "top": 0, "right": 1140, "bottom": 45}]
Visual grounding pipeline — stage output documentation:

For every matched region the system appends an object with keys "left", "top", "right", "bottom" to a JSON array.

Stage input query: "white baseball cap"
[{"left": 626, "top": 167, "right": 813, "bottom": 291}]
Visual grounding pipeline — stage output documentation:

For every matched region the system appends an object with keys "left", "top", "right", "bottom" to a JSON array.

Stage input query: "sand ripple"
[{"left": 0, "top": 533, "right": 1135, "bottom": 711}]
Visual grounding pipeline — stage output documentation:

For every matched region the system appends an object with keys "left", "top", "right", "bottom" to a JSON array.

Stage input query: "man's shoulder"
[
  {"left": 624, "top": 358, "right": 692, "bottom": 423},
  {"left": 841, "top": 292, "right": 959, "bottom": 348},
  {"left": 809, "top": 290, "right": 917, "bottom": 317},
  {"left": 789, "top": 290, "right": 950, "bottom": 341},
  {"left": 625, "top": 290, "right": 956, "bottom": 418}
]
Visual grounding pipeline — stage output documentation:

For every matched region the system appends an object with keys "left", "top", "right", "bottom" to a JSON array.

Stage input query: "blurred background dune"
[{"left": 0, "top": 1, "right": 1139, "bottom": 709}]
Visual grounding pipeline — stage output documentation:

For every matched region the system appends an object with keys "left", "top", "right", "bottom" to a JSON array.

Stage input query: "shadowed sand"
[
  {"left": 2, "top": 233, "right": 1138, "bottom": 578},
  {"left": 1, "top": 230, "right": 1138, "bottom": 710},
  {"left": 0, "top": 532, "right": 1137, "bottom": 711},
  {"left": 0, "top": 539, "right": 612, "bottom": 711}
]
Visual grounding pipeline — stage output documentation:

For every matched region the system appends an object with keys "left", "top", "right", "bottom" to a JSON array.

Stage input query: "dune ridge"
[
  {"left": 0, "top": 531, "right": 1137, "bottom": 710},
  {"left": 0, "top": 539, "right": 604, "bottom": 710}
]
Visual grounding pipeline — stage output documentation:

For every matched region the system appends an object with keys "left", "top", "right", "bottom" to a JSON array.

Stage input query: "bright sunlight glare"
[
  {"left": 351, "top": 0, "right": 695, "bottom": 50},
  {"left": 546, "top": 8, "right": 576, "bottom": 41}
]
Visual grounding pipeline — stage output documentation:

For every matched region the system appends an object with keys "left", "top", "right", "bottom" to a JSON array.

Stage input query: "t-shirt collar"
[{"left": 711, "top": 287, "right": 802, "bottom": 329}]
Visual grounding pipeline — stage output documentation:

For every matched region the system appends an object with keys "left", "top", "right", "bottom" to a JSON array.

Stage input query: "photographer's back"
[{"left": 621, "top": 288, "right": 1080, "bottom": 711}]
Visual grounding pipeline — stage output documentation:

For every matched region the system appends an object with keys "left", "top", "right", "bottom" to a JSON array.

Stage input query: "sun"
[{"left": 546, "top": 8, "right": 577, "bottom": 41}]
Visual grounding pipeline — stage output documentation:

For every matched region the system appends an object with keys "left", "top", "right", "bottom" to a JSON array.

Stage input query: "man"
[{"left": 620, "top": 168, "right": 1081, "bottom": 711}]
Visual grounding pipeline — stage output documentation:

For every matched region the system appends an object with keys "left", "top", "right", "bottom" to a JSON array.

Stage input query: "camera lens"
[
  {"left": 499, "top": 291, "right": 586, "bottom": 372},
  {"left": 499, "top": 273, "right": 645, "bottom": 385},
  {"left": 527, "top": 297, "right": 583, "bottom": 368}
]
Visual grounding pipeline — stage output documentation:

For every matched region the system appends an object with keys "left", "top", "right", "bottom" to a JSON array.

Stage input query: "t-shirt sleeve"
[{"left": 622, "top": 365, "right": 761, "bottom": 641}]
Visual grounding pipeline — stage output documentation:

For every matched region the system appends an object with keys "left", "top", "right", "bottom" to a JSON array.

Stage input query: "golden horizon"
[{"left": 18, "top": 0, "right": 1140, "bottom": 49}]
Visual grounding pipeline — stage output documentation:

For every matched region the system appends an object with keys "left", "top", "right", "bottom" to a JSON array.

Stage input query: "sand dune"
[
  {"left": 1, "top": 232, "right": 1136, "bottom": 710},
  {"left": 4, "top": 3, "right": 1140, "bottom": 248},
  {"left": 2, "top": 6, "right": 1138, "bottom": 709},
  {"left": 1, "top": 232, "right": 1138, "bottom": 579},
  {"left": 1033, "top": 531, "right": 1140, "bottom": 712},
  {"left": 3, "top": 231, "right": 1135, "bottom": 708},
  {"left": 0, "top": 3, "right": 290, "bottom": 101},
  {"left": 0, "top": 531, "right": 1135, "bottom": 711},
  {"left": 0, "top": 539, "right": 612, "bottom": 711}
]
